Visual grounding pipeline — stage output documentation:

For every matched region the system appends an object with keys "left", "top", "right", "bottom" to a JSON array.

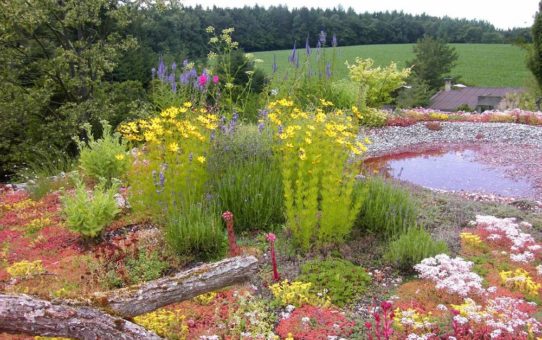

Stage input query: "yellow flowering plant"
[
  {"left": 7, "top": 260, "right": 45, "bottom": 279},
  {"left": 269, "top": 280, "right": 331, "bottom": 308},
  {"left": 500, "top": 268, "right": 541, "bottom": 297},
  {"left": 119, "top": 104, "right": 219, "bottom": 216},
  {"left": 133, "top": 309, "right": 188, "bottom": 339},
  {"left": 261, "top": 99, "right": 366, "bottom": 251}
]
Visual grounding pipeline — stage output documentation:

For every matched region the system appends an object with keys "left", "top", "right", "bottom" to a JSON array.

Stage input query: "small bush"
[
  {"left": 61, "top": 177, "right": 120, "bottom": 239},
  {"left": 210, "top": 125, "right": 283, "bottom": 232},
  {"left": 385, "top": 227, "right": 449, "bottom": 271},
  {"left": 77, "top": 120, "right": 128, "bottom": 185},
  {"left": 355, "top": 176, "right": 417, "bottom": 240},
  {"left": 126, "top": 248, "right": 169, "bottom": 284},
  {"left": 358, "top": 108, "right": 388, "bottom": 127},
  {"left": 164, "top": 203, "right": 226, "bottom": 260},
  {"left": 297, "top": 258, "right": 371, "bottom": 307}
]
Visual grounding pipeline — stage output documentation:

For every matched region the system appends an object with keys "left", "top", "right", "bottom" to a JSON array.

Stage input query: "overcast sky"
[{"left": 181, "top": 0, "right": 539, "bottom": 30}]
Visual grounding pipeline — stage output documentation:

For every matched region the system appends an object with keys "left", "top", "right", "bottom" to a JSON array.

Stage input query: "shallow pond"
[{"left": 364, "top": 144, "right": 541, "bottom": 199}]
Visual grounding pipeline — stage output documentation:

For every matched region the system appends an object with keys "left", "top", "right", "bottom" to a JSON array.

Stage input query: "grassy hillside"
[{"left": 254, "top": 44, "right": 530, "bottom": 88}]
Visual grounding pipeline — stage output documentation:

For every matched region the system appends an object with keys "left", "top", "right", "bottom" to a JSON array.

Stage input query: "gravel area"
[{"left": 364, "top": 122, "right": 542, "bottom": 157}]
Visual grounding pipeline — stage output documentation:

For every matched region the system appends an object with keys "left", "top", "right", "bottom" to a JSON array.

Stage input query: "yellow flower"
[
  {"left": 168, "top": 142, "right": 180, "bottom": 153},
  {"left": 115, "top": 153, "right": 125, "bottom": 161},
  {"left": 298, "top": 147, "right": 307, "bottom": 161},
  {"left": 183, "top": 101, "right": 192, "bottom": 108},
  {"left": 197, "top": 156, "right": 206, "bottom": 164}
]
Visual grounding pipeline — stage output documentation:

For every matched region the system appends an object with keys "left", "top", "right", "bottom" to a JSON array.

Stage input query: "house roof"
[{"left": 430, "top": 87, "right": 524, "bottom": 111}]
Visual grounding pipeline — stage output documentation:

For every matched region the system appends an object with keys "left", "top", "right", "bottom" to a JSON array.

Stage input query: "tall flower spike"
[
  {"left": 222, "top": 211, "right": 241, "bottom": 257},
  {"left": 272, "top": 54, "right": 278, "bottom": 73},
  {"left": 305, "top": 36, "right": 311, "bottom": 55},
  {"left": 332, "top": 33, "right": 338, "bottom": 47},
  {"left": 266, "top": 233, "right": 280, "bottom": 282},
  {"left": 289, "top": 41, "right": 297, "bottom": 65},
  {"left": 319, "top": 30, "right": 327, "bottom": 46}
]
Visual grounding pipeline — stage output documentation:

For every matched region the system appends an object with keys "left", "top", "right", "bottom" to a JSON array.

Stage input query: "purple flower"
[
  {"left": 288, "top": 41, "right": 297, "bottom": 65},
  {"left": 183, "top": 59, "right": 188, "bottom": 67},
  {"left": 272, "top": 54, "right": 278, "bottom": 73},
  {"left": 325, "top": 63, "right": 332, "bottom": 79},
  {"left": 332, "top": 34, "right": 338, "bottom": 47},
  {"left": 305, "top": 36, "right": 311, "bottom": 55},
  {"left": 171, "top": 62, "right": 177, "bottom": 72},
  {"left": 258, "top": 121, "right": 265, "bottom": 133},
  {"left": 157, "top": 57, "right": 166, "bottom": 81},
  {"left": 278, "top": 125, "right": 283, "bottom": 135},
  {"left": 319, "top": 31, "right": 327, "bottom": 46}
]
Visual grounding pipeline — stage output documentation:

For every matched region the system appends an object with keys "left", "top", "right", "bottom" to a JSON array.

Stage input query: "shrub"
[
  {"left": 210, "top": 124, "right": 283, "bottom": 232},
  {"left": 120, "top": 105, "right": 217, "bottom": 218},
  {"left": 385, "top": 227, "right": 449, "bottom": 271},
  {"left": 261, "top": 99, "right": 367, "bottom": 251},
  {"left": 297, "top": 258, "right": 371, "bottom": 307},
  {"left": 61, "top": 177, "right": 120, "bottom": 239},
  {"left": 77, "top": 120, "right": 128, "bottom": 185},
  {"left": 126, "top": 248, "right": 169, "bottom": 284},
  {"left": 164, "top": 202, "right": 226, "bottom": 260},
  {"left": 358, "top": 107, "right": 388, "bottom": 127},
  {"left": 355, "top": 176, "right": 417, "bottom": 240}
]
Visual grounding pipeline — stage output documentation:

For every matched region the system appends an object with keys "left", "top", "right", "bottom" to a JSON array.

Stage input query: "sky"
[{"left": 181, "top": 0, "right": 540, "bottom": 30}]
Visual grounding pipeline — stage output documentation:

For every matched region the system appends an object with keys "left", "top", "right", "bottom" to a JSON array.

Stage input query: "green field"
[{"left": 254, "top": 44, "right": 530, "bottom": 87}]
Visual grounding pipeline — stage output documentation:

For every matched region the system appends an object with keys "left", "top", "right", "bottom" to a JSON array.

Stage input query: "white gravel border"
[{"left": 364, "top": 122, "right": 542, "bottom": 157}]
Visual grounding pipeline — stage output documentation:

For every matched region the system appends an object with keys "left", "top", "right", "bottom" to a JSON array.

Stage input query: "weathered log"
[
  {"left": 92, "top": 255, "right": 259, "bottom": 318},
  {"left": 0, "top": 294, "right": 162, "bottom": 340}
]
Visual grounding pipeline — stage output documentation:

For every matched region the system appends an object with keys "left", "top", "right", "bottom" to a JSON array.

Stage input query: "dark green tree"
[
  {"left": 407, "top": 36, "right": 459, "bottom": 91},
  {"left": 0, "top": 0, "right": 138, "bottom": 179},
  {"left": 528, "top": 1, "right": 542, "bottom": 90}
]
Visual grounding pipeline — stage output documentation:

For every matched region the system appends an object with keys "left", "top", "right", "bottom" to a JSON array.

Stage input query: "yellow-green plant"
[
  {"left": 7, "top": 260, "right": 45, "bottom": 279},
  {"left": 77, "top": 120, "right": 129, "bottom": 186},
  {"left": 119, "top": 104, "right": 218, "bottom": 217},
  {"left": 261, "top": 99, "right": 367, "bottom": 251},
  {"left": 61, "top": 176, "right": 120, "bottom": 239},
  {"left": 133, "top": 309, "right": 188, "bottom": 339},
  {"left": 269, "top": 280, "right": 331, "bottom": 307},
  {"left": 347, "top": 57, "right": 410, "bottom": 109},
  {"left": 500, "top": 268, "right": 541, "bottom": 297}
]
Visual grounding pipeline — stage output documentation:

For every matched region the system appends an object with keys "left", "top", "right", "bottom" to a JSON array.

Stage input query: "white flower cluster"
[
  {"left": 406, "top": 333, "right": 436, "bottom": 340},
  {"left": 475, "top": 215, "right": 540, "bottom": 263},
  {"left": 414, "top": 254, "right": 485, "bottom": 297},
  {"left": 484, "top": 297, "right": 541, "bottom": 336},
  {"left": 280, "top": 305, "right": 295, "bottom": 319}
]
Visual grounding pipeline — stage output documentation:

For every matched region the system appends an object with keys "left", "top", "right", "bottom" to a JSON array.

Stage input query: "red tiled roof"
[{"left": 430, "top": 87, "right": 524, "bottom": 111}]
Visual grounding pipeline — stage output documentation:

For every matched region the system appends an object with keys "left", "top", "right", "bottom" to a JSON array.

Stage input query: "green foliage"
[
  {"left": 407, "top": 36, "right": 459, "bottom": 91},
  {"left": 455, "top": 103, "right": 474, "bottom": 112},
  {"left": 0, "top": 0, "right": 136, "bottom": 180},
  {"left": 385, "top": 227, "right": 449, "bottom": 271},
  {"left": 358, "top": 108, "right": 388, "bottom": 127},
  {"left": 298, "top": 258, "right": 371, "bottom": 307},
  {"left": 261, "top": 102, "right": 367, "bottom": 251},
  {"left": 77, "top": 120, "right": 129, "bottom": 185},
  {"left": 209, "top": 125, "right": 283, "bottom": 232},
  {"left": 396, "top": 77, "right": 432, "bottom": 108},
  {"left": 347, "top": 58, "right": 410, "bottom": 108},
  {"left": 355, "top": 177, "right": 418, "bottom": 240},
  {"left": 61, "top": 177, "right": 120, "bottom": 239},
  {"left": 528, "top": 2, "right": 542, "bottom": 90},
  {"left": 125, "top": 248, "right": 169, "bottom": 284},
  {"left": 164, "top": 203, "right": 226, "bottom": 260}
]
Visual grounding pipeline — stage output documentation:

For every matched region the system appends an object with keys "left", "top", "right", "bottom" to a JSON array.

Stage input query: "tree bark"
[
  {"left": 92, "top": 255, "right": 259, "bottom": 318},
  {"left": 0, "top": 294, "right": 162, "bottom": 340}
]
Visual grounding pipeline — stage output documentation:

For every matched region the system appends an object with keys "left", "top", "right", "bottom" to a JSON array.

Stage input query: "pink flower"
[
  {"left": 198, "top": 74, "right": 208, "bottom": 87},
  {"left": 266, "top": 233, "right": 276, "bottom": 242},
  {"left": 212, "top": 75, "right": 219, "bottom": 84}
]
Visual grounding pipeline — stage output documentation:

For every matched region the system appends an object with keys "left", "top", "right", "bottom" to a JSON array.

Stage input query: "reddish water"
[{"left": 364, "top": 144, "right": 541, "bottom": 199}]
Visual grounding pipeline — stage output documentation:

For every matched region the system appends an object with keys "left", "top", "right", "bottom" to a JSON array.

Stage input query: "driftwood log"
[
  {"left": 0, "top": 294, "right": 162, "bottom": 340},
  {"left": 0, "top": 255, "right": 259, "bottom": 339}
]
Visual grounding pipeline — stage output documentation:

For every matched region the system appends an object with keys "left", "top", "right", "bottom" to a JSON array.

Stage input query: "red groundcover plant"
[{"left": 275, "top": 305, "right": 355, "bottom": 339}]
